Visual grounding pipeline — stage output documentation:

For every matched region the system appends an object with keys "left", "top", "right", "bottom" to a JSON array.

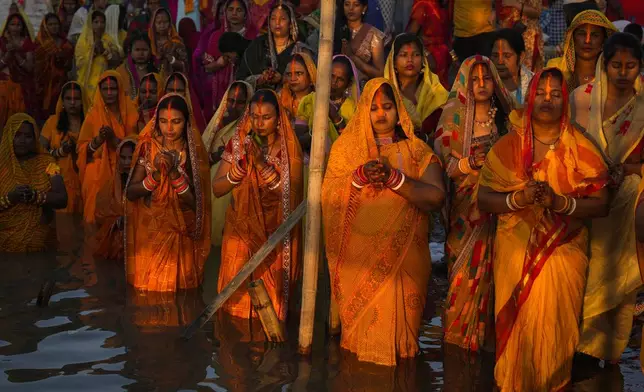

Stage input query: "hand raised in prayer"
[
  {"left": 153, "top": 151, "right": 175, "bottom": 173},
  {"left": 247, "top": 137, "right": 266, "bottom": 168},
  {"left": 535, "top": 181, "right": 556, "bottom": 209},
  {"left": 363, "top": 160, "right": 384, "bottom": 185},
  {"left": 8, "top": 185, "right": 31, "bottom": 204},
  {"left": 471, "top": 146, "right": 487, "bottom": 168},
  {"left": 210, "top": 146, "right": 225, "bottom": 165},
  {"left": 62, "top": 139, "right": 75, "bottom": 155},
  {"left": 521, "top": 180, "right": 540, "bottom": 205}
]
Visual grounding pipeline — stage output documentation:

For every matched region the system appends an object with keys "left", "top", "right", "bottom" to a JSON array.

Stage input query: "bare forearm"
[
  {"left": 393, "top": 177, "right": 445, "bottom": 213},
  {"left": 177, "top": 189, "right": 196, "bottom": 211},
  {"left": 212, "top": 176, "right": 236, "bottom": 198},
  {"left": 478, "top": 189, "right": 515, "bottom": 214},
  {"left": 126, "top": 182, "right": 151, "bottom": 201}
]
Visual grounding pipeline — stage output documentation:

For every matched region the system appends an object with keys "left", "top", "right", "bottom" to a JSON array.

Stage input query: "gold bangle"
[{"left": 510, "top": 190, "right": 523, "bottom": 210}]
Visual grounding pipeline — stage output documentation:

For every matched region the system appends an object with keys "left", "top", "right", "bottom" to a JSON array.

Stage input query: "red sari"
[{"left": 408, "top": 0, "right": 450, "bottom": 88}]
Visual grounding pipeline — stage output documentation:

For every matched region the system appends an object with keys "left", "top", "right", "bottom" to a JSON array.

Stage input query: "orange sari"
[
  {"left": 125, "top": 94, "right": 211, "bottom": 292},
  {"left": 148, "top": 8, "right": 186, "bottom": 75},
  {"left": 218, "top": 89, "right": 303, "bottom": 321},
  {"left": 40, "top": 82, "right": 86, "bottom": 215},
  {"left": 35, "top": 16, "right": 74, "bottom": 116},
  {"left": 480, "top": 70, "right": 608, "bottom": 391},
  {"left": 322, "top": 78, "right": 439, "bottom": 366},
  {"left": 94, "top": 137, "right": 138, "bottom": 261},
  {"left": 77, "top": 70, "right": 139, "bottom": 224}
]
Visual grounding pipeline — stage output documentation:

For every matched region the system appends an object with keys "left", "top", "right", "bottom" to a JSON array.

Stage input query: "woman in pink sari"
[{"left": 192, "top": 0, "right": 258, "bottom": 121}]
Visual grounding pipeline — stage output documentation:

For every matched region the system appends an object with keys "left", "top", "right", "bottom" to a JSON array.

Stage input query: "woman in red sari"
[
  {"left": 192, "top": 0, "right": 258, "bottom": 121},
  {"left": 478, "top": 69, "right": 609, "bottom": 390},
  {"left": 36, "top": 13, "right": 74, "bottom": 118},
  {"left": 0, "top": 12, "right": 36, "bottom": 127}
]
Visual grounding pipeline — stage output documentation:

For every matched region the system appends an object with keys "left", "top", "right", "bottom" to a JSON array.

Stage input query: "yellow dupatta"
[
  {"left": 0, "top": 6, "right": 35, "bottom": 41},
  {"left": 546, "top": 10, "right": 617, "bottom": 90},
  {"left": 384, "top": 35, "right": 449, "bottom": 130}
]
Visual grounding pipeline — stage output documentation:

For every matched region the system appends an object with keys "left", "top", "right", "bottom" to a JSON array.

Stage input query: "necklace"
[
  {"left": 474, "top": 104, "right": 498, "bottom": 128},
  {"left": 534, "top": 135, "right": 560, "bottom": 150}
]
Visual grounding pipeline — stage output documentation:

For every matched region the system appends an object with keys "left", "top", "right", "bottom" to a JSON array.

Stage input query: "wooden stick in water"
[
  {"left": 182, "top": 200, "right": 307, "bottom": 340},
  {"left": 248, "top": 279, "right": 285, "bottom": 342}
]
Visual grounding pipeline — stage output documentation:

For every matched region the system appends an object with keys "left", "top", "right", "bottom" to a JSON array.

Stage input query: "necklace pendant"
[{"left": 549, "top": 144, "right": 555, "bottom": 151}]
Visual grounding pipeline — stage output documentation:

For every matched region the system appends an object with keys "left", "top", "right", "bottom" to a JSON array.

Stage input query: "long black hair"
[
  {"left": 56, "top": 83, "right": 85, "bottom": 135},
  {"left": 249, "top": 89, "right": 281, "bottom": 117}
]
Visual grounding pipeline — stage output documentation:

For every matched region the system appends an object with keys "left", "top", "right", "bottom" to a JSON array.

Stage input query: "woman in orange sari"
[
  {"left": 94, "top": 137, "right": 137, "bottom": 261},
  {"left": 477, "top": 69, "right": 609, "bottom": 390},
  {"left": 212, "top": 89, "right": 303, "bottom": 321},
  {"left": 437, "top": 55, "right": 515, "bottom": 353},
  {"left": 77, "top": 70, "right": 138, "bottom": 224},
  {"left": 137, "top": 72, "right": 163, "bottom": 131},
  {"left": 35, "top": 13, "right": 74, "bottom": 118},
  {"left": 0, "top": 113, "right": 68, "bottom": 252},
  {"left": 41, "top": 81, "right": 86, "bottom": 215},
  {"left": 279, "top": 52, "right": 317, "bottom": 121},
  {"left": 149, "top": 8, "right": 187, "bottom": 76},
  {"left": 322, "top": 78, "right": 445, "bottom": 366},
  {"left": 125, "top": 94, "right": 211, "bottom": 292}
]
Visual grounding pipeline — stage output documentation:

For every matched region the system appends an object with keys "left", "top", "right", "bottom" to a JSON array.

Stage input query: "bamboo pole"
[
  {"left": 248, "top": 279, "right": 286, "bottom": 342},
  {"left": 297, "top": 0, "right": 335, "bottom": 355},
  {"left": 182, "top": 200, "right": 307, "bottom": 340}
]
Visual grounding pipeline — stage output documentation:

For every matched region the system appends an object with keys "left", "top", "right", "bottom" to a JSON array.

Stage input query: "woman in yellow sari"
[
  {"left": 478, "top": 69, "right": 609, "bottom": 391},
  {"left": 41, "top": 81, "right": 86, "bottom": 215},
  {"left": 0, "top": 113, "right": 68, "bottom": 252},
  {"left": 570, "top": 33, "right": 644, "bottom": 364},
  {"left": 75, "top": 10, "right": 123, "bottom": 107},
  {"left": 125, "top": 94, "right": 211, "bottom": 292},
  {"left": 384, "top": 33, "right": 448, "bottom": 137},
  {"left": 212, "top": 89, "right": 303, "bottom": 321},
  {"left": 322, "top": 78, "right": 445, "bottom": 366},
  {"left": 202, "top": 80, "right": 253, "bottom": 247},
  {"left": 436, "top": 55, "right": 515, "bottom": 353},
  {"left": 546, "top": 10, "right": 617, "bottom": 91},
  {"left": 77, "top": 71, "right": 138, "bottom": 224}
]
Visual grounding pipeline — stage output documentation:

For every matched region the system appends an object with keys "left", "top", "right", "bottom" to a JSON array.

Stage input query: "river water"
[{"left": 1, "top": 217, "right": 643, "bottom": 391}]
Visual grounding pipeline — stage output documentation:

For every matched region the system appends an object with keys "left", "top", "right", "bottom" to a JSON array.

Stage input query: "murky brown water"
[{"left": 0, "top": 216, "right": 643, "bottom": 391}]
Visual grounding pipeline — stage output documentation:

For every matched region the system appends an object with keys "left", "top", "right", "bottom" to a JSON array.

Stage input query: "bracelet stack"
[
  {"left": 0, "top": 195, "right": 12, "bottom": 210},
  {"left": 505, "top": 191, "right": 523, "bottom": 211},
  {"left": 352, "top": 165, "right": 369, "bottom": 189},
  {"left": 458, "top": 158, "right": 473, "bottom": 175},
  {"left": 227, "top": 161, "right": 247, "bottom": 185},
  {"left": 35, "top": 191, "right": 47, "bottom": 206},
  {"left": 385, "top": 169, "right": 406, "bottom": 190},
  {"left": 553, "top": 195, "right": 577, "bottom": 215},
  {"left": 142, "top": 174, "right": 159, "bottom": 192},
  {"left": 89, "top": 138, "right": 101, "bottom": 152},
  {"left": 259, "top": 164, "right": 281, "bottom": 190},
  {"left": 50, "top": 147, "right": 66, "bottom": 158},
  {"left": 171, "top": 175, "right": 190, "bottom": 195},
  {"left": 333, "top": 117, "right": 345, "bottom": 129},
  {"left": 468, "top": 155, "right": 482, "bottom": 170}
]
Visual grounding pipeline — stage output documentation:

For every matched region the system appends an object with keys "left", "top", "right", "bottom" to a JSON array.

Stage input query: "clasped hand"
[
  {"left": 363, "top": 160, "right": 392, "bottom": 186},
  {"left": 8, "top": 185, "right": 37, "bottom": 204},
  {"left": 521, "top": 180, "right": 557, "bottom": 209},
  {"left": 153, "top": 150, "right": 180, "bottom": 176}
]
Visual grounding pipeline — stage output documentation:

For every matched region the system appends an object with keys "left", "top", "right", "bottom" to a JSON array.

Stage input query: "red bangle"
[
  {"left": 174, "top": 181, "right": 189, "bottom": 194},
  {"left": 142, "top": 174, "right": 158, "bottom": 191}
]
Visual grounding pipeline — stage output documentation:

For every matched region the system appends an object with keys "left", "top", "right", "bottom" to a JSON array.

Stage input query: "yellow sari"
[
  {"left": 546, "top": 10, "right": 617, "bottom": 91},
  {"left": 75, "top": 10, "right": 123, "bottom": 108},
  {"left": 322, "top": 78, "right": 439, "bottom": 366},
  {"left": 436, "top": 56, "right": 515, "bottom": 352},
  {"left": 0, "top": 114, "right": 61, "bottom": 252},
  {"left": 202, "top": 81, "right": 254, "bottom": 247},
  {"left": 571, "top": 55, "right": 644, "bottom": 361},
  {"left": 40, "top": 81, "right": 87, "bottom": 215},
  {"left": 384, "top": 35, "right": 449, "bottom": 131},
  {"left": 481, "top": 70, "right": 608, "bottom": 391}
]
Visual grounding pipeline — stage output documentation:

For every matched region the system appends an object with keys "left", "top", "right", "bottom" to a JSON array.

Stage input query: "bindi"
[
  {"left": 375, "top": 89, "right": 386, "bottom": 115},
  {"left": 585, "top": 25, "right": 591, "bottom": 43},
  {"left": 477, "top": 64, "right": 485, "bottom": 86},
  {"left": 545, "top": 74, "right": 553, "bottom": 100},
  {"left": 145, "top": 77, "right": 151, "bottom": 100}
]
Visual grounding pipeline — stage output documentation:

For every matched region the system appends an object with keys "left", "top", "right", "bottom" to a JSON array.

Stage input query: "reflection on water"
[{"left": 0, "top": 219, "right": 643, "bottom": 391}]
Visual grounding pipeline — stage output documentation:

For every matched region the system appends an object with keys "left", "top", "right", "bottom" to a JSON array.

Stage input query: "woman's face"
[
  {"left": 394, "top": 42, "right": 422, "bottom": 79},
  {"left": 63, "top": 0, "right": 77, "bottom": 13},
  {"left": 225, "top": 84, "right": 249, "bottom": 120},
  {"left": 7, "top": 16, "right": 23, "bottom": 36},
  {"left": 606, "top": 48, "right": 641, "bottom": 91},
  {"left": 154, "top": 11, "right": 171, "bottom": 36},
  {"left": 139, "top": 78, "right": 158, "bottom": 108},
  {"left": 46, "top": 16, "right": 61, "bottom": 36},
  {"left": 158, "top": 107, "right": 187, "bottom": 142},
  {"left": 343, "top": 0, "right": 366, "bottom": 23},
  {"left": 165, "top": 77, "right": 186, "bottom": 96},
  {"left": 370, "top": 87, "right": 398, "bottom": 136},
  {"left": 131, "top": 39, "right": 151, "bottom": 64},
  {"left": 13, "top": 122, "right": 36, "bottom": 158},
  {"left": 573, "top": 24, "right": 605, "bottom": 61},
  {"left": 100, "top": 77, "right": 119, "bottom": 105},
  {"left": 226, "top": 0, "right": 246, "bottom": 26},
  {"left": 491, "top": 39, "right": 519, "bottom": 81},
  {"left": 532, "top": 74, "right": 564, "bottom": 125},
  {"left": 331, "top": 62, "right": 350, "bottom": 97},
  {"left": 118, "top": 144, "right": 134, "bottom": 173},
  {"left": 62, "top": 86, "right": 83, "bottom": 116},
  {"left": 92, "top": 15, "right": 106, "bottom": 35},
  {"left": 269, "top": 8, "right": 290, "bottom": 39},
  {"left": 470, "top": 63, "right": 494, "bottom": 103},
  {"left": 250, "top": 101, "right": 279, "bottom": 137},
  {"left": 286, "top": 60, "right": 311, "bottom": 94}
]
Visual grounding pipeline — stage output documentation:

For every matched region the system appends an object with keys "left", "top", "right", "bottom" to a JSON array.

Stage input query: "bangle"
[
  {"left": 567, "top": 197, "right": 577, "bottom": 216},
  {"left": 469, "top": 155, "right": 482, "bottom": 170},
  {"left": 226, "top": 172, "right": 241, "bottom": 185},
  {"left": 89, "top": 140, "right": 98, "bottom": 152},
  {"left": 553, "top": 195, "right": 570, "bottom": 213},
  {"left": 174, "top": 180, "right": 189, "bottom": 195},
  {"left": 228, "top": 161, "right": 247, "bottom": 183},
  {"left": 142, "top": 174, "right": 158, "bottom": 192},
  {"left": 352, "top": 165, "right": 369, "bottom": 188},
  {"left": 391, "top": 172, "right": 405, "bottom": 191},
  {"left": 170, "top": 174, "right": 187, "bottom": 189},
  {"left": 506, "top": 193, "right": 517, "bottom": 211},
  {"left": 384, "top": 168, "right": 403, "bottom": 189},
  {"left": 449, "top": 49, "right": 458, "bottom": 62},
  {"left": 0, "top": 194, "right": 12, "bottom": 209},
  {"left": 458, "top": 158, "right": 472, "bottom": 175},
  {"left": 268, "top": 179, "right": 281, "bottom": 190},
  {"left": 510, "top": 190, "right": 523, "bottom": 210}
]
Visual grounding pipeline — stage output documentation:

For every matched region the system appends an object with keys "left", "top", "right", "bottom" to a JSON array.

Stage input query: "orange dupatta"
[
  {"left": 148, "top": 8, "right": 184, "bottom": 58},
  {"left": 321, "top": 78, "right": 438, "bottom": 366},
  {"left": 125, "top": 93, "right": 211, "bottom": 292},
  {"left": 77, "top": 70, "right": 139, "bottom": 224},
  {"left": 41, "top": 81, "right": 87, "bottom": 214},
  {"left": 279, "top": 52, "right": 317, "bottom": 120},
  {"left": 218, "top": 89, "right": 303, "bottom": 321},
  {"left": 163, "top": 72, "right": 207, "bottom": 133}
]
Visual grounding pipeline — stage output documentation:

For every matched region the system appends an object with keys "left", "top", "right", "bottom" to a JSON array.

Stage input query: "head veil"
[
  {"left": 332, "top": 54, "right": 361, "bottom": 103},
  {"left": 55, "top": 81, "right": 88, "bottom": 118},
  {"left": 434, "top": 55, "right": 515, "bottom": 163},
  {"left": 280, "top": 51, "right": 317, "bottom": 117},
  {"left": 148, "top": 7, "right": 182, "bottom": 58},
  {"left": 1, "top": 7, "right": 35, "bottom": 41},
  {"left": 202, "top": 80, "right": 254, "bottom": 153},
  {"left": 163, "top": 72, "right": 207, "bottom": 132},
  {"left": 384, "top": 34, "right": 449, "bottom": 129}
]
